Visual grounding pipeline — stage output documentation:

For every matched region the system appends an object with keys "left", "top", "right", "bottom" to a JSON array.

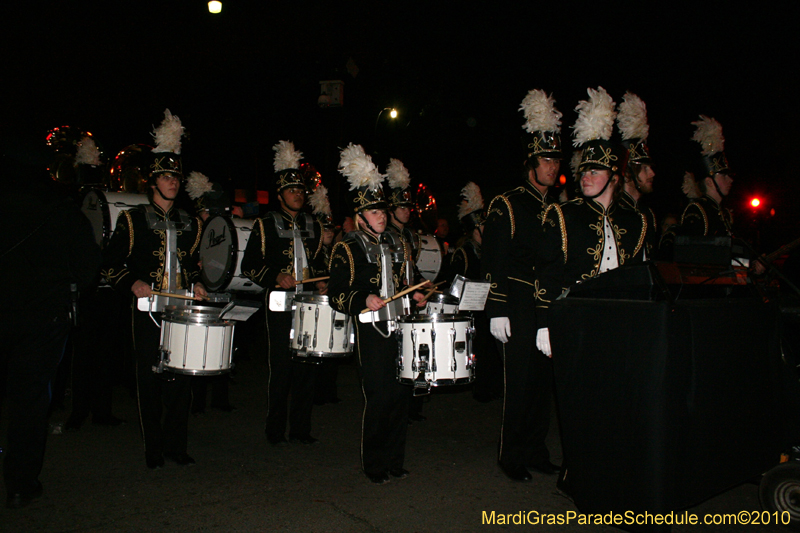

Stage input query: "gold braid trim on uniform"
[
  {"left": 330, "top": 241, "right": 355, "bottom": 286},
  {"left": 256, "top": 218, "right": 266, "bottom": 257},
  {"left": 508, "top": 277, "right": 534, "bottom": 286},
  {"left": 190, "top": 217, "right": 203, "bottom": 254},
  {"left": 312, "top": 219, "right": 324, "bottom": 260},
  {"left": 631, "top": 212, "right": 647, "bottom": 259},
  {"left": 682, "top": 202, "right": 708, "bottom": 236},
  {"left": 533, "top": 279, "right": 548, "bottom": 303},
  {"left": 399, "top": 239, "right": 410, "bottom": 281},
  {"left": 543, "top": 203, "right": 568, "bottom": 263},
  {"left": 123, "top": 210, "right": 134, "bottom": 257},
  {"left": 452, "top": 248, "right": 468, "bottom": 274},
  {"left": 243, "top": 266, "right": 267, "bottom": 284},
  {"left": 486, "top": 195, "right": 515, "bottom": 239}
]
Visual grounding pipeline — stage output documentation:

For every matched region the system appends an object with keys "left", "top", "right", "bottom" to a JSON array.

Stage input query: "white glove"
[
  {"left": 536, "top": 328, "right": 552, "bottom": 357},
  {"left": 490, "top": 317, "right": 511, "bottom": 343}
]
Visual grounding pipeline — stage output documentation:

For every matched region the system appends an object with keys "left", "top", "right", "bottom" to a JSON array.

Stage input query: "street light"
[
  {"left": 375, "top": 107, "right": 398, "bottom": 131},
  {"left": 208, "top": 1, "right": 222, "bottom": 14}
]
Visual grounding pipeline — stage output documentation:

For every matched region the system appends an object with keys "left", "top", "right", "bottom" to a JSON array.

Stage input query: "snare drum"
[
  {"left": 423, "top": 293, "right": 459, "bottom": 315},
  {"left": 81, "top": 189, "right": 148, "bottom": 247},
  {"left": 416, "top": 234, "right": 443, "bottom": 281},
  {"left": 159, "top": 305, "right": 235, "bottom": 375},
  {"left": 199, "top": 216, "right": 260, "bottom": 293},
  {"left": 396, "top": 314, "right": 475, "bottom": 389},
  {"left": 290, "top": 294, "right": 354, "bottom": 361}
]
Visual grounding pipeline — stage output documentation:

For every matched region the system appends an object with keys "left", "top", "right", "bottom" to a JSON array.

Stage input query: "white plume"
[
  {"left": 386, "top": 158, "right": 410, "bottom": 189},
  {"left": 273, "top": 140, "right": 303, "bottom": 172},
  {"left": 309, "top": 184, "right": 332, "bottom": 216},
  {"left": 616, "top": 92, "right": 649, "bottom": 141},
  {"left": 338, "top": 143, "right": 384, "bottom": 191},
  {"left": 74, "top": 136, "right": 101, "bottom": 166},
  {"left": 520, "top": 89, "right": 562, "bottom": 133},
  {"left": 151, "top": 109, "right": 184, "bottom": 154},
  {"left": 691, "top": 115, "right": 724, "bottom": 155},
  {"left": 186, "top": 171, "right": 214, "bottom": 200},
  {"left": 572, "top": 87, "right": 617, "bottom": 147},
  {"left": 458, "top": 182, "right": 484, "bottom": 219}
]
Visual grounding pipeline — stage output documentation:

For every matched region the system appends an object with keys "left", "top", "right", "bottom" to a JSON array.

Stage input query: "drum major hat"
[
  {"left": 691, "top": 115, "right": 731, "bottom": 177},
  {"left": 572, "top": 87, "right": 620, "bottom": 174},
  {"left": 457, "top": 182, "right": 484, "bottom": 232},
  {"left": 519, "top": 89, "right": 563, "bottom": 163},
  {"left": 149, "top": 109, "right": 184, "bottom": 181},
  {"left": 385, "top": 158, "right": 414, "bottom": 208},
  {"left": 338, "top": 143, "right": 387, "bottom": 213},
  {"left": 273, "top": 140, "right": 306, "bottom": 192},
  {"left": 617, "top": 92, "right": 652, "bottom": 166}
]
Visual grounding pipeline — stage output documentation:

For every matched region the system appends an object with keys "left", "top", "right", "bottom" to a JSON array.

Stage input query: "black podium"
[{"left": 550, "top": 296, "right": 785, "bottom": 521}]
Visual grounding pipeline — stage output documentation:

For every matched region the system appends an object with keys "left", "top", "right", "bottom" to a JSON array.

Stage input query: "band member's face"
[
  {"left": 280, "top": 187, "right": 306, "bottom": 212},
  {"left": 714, "top": 173, "right": 733, "bottom": 196},
  {"left": 362, "top": 209, "right": 387, "bottom": 233},
  {"left": 534, "top": 157, "right": 561, "bottom": 186},
  {"left": 636, "top": 164, "right": 655, "bottom": 193},
  {"left": 580, "top": 169, "right": 612, "bottom": 197},
  {"left": 322, "top": 228, "right": 335, "bottom": 245},
  {"left": 393, "top": 206, "right": 411, "bottom": 225},
  {"left": 153, "top": 173, "right": 180, "bottom": 199}
]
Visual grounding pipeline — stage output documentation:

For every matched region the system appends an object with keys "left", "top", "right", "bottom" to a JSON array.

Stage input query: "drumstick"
[
  {"left": 150, "top": 291, "right": 206, "bottom": 301},
  {"left": 360, "top": 280, "right": 431, "bottom": 314},
  {"left": 274, "top": 276, "right": 330, "bottom": 289},
  {"left": 420, "top": 281, "right": 447, "bottom": 303}
]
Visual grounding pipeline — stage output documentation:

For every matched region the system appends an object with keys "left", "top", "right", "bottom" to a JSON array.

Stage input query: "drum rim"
[
  {"left": 427, "top": 293, "right": 459, "bottom": 304},
  {"left": 200, "top": 215, "right": 240, "bottom": 291},
  {"left": 294, "top": 293, "right": 331, "bottom": 305},
  {"left": 397, "top": 314, "right": 470, "bottom": 323}
]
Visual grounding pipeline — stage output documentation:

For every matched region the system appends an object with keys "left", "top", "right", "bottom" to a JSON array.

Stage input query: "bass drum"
[
  {"left": 81, "top": 189, "right": 148, "bottom": 248},
  {"left": 416, "top": 234, "right": 443, "bottom": 281},
  {"left": 199, "top": 215, "right": 260, "bottom": 293}
]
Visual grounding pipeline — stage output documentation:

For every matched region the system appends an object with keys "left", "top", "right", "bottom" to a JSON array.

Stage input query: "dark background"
[{"left": 3, "top": 1, "right": 798, "bottom": 250}]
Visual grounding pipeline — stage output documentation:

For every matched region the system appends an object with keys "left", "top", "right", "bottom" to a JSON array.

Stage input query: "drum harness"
[
  {"left": 268, "top": 211, "right": 315, "bottom": 301},
  {"left": 353, "top": 231, "right": 407, "bottom": 338}
]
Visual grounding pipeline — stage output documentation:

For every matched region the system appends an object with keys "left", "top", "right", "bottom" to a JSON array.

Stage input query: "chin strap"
[
  {"left": 711, "top": 175, "right": 724, "bottom": 198},
  {"left": 358, "top": 212, "right": 381, "bottom": 236},
  {"left": 155, "top": 185, "right": 177, "bottom": 202},
  {"left": 583, "top": 174, "right": 613, "bottom": 200}
]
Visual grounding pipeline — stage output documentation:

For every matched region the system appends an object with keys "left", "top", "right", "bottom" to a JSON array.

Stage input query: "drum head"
[{"left": 200, "top": 216, "right": 238, "bottom": 291}]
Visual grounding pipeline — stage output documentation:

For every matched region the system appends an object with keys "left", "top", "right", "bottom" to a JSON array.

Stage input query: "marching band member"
[
  {"left": 102, "top": 110, "right": 207, "bottom": 469},
  {"left": 481, "top": 89, "right": 564, "bottom": 482},
  {"left": 240, "top": 141, "right": 325, "bottom": 446},
  {"left": 680, "top": 116, "right": 735, "bottom": 238},
  {"left": 535, "top": 88, "right": 647, "bottom": 354},
  {"left": 450, "top": 183, "right": 502, "bottom": 403},
  {"left": 616, "top": 92, "right": 658, "bottom": 258},
  {"left": 386, "top": 158, "right": 422, "bottom": 254},
  {"left": 327, "top": 144, "right": 428, "bottom": 484}
]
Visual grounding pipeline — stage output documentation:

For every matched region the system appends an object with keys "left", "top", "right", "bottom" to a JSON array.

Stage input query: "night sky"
[{"left": 3, "top": 2, "right": 798, "bottom": 247}]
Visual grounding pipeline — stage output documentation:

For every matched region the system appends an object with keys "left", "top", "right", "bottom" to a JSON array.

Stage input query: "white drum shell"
[
  {"left": 81, "top": 190, "right": 148, "bottom": 248},
  {"left": 199, "top": 216, "right": 259, "bottom": 293},
  {"left": 396, "top": 314, "right": 474, "bottom": 387},
  {"left": 416, "top": 234, "right": 443, "bottom": 281},
  {"left": 290, "top": 294, "right": 354, "bottom": 359},
  {"left": 423, "top": 294, "right": 459, "bottom": 315},
  {"left": 160, "top": 306, "right": 234, "bottom": 375}
]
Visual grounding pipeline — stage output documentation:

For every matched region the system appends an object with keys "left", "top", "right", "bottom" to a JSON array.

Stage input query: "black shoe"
[
  {"left": 146, "top": 453, "right": 165, "bottom": 469},
  {"left": 529, "top": 460, "right": 561, "bottom": 476},
  {"left": 268, "top": 437, "right": 289, "bottom": 447},
  {"left": 408, "top": 413, "right": 426, "bottom": 422},
  {"left": 389, "top": 468, "right": 409, "bottom": 479},
  {"left": 64, "top": 415, "right": 85, "bottom": 432},
  {"left": 289, "top": 435, "right": 319, "bottom": 445},
  {"left": 366, "top": 471, "right": 390, "bottom": 485},
  {"left": 499, "top": 462, "right": 532, "bottom": 482},
  {"left": 93, "top": 415, "right": 126, "bottom": 427},
  {"left": 6, "top": 481, "right": 43, "bottom": 509},
  {"left": 164, "top": 452, "right": 196, "bottom": 466}
]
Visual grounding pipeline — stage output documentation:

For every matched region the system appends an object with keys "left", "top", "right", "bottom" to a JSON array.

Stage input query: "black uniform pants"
[
  {"left": 265, "top": 309, "right": 316, "bottom": 441},
  {"left": 496, "top": 305, "right": 554, "bottom": 469},
  {"left": 355, "top": 321, "right": 412, "bottom": 476},
  {"left": 133, "top": 310, "right": 192, "bottom": 458},
  {"left": 3, "top": 316, "right": 69, "bottom": 495}
]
